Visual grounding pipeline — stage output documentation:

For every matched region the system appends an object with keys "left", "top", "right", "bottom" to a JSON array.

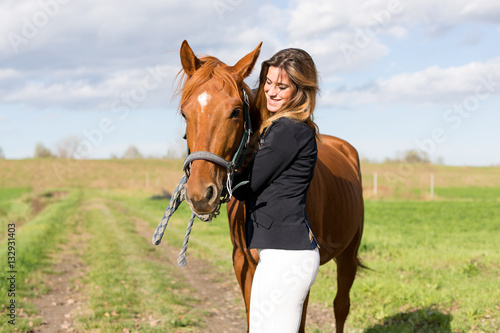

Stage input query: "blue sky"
[{"left": 1, "top": 0, "right": 499, "bottom": 165}]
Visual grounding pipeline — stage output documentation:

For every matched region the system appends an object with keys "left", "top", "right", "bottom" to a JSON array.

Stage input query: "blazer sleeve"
[
  {"left": 232, "top": 120, "right": 299, "bottom": 201},
  {"left": 231, "top": 167, "right": 251, "bottom": 201}
]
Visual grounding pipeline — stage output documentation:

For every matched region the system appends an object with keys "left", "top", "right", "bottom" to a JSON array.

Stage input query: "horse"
[{"left": 177, "top": 40, "right": 365, "bottom": 333}]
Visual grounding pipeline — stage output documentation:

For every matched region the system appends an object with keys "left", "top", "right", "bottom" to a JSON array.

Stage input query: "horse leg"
[
  {"left": 333, "top": 227, "right": 363, "bottom": 333},
  {"left": 298, "top": 291, "right": 310, "bottom": 333},
  {"left": 232, "top": 246, "right": 257, "bottom": 331}
]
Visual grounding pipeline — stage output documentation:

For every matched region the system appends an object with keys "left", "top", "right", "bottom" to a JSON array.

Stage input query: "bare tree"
[
  {"left": 0, "top": 146, "right": 5, "bottom": 159},
  {"left": 403, "top": 150, "right": 430, "bottom": 164},
  {"left": 34, "top": 143, "right": 54, "bottom": 158},
  {"left": 385, "top": 149, "right": 431, "bottom": 164},
  {"left": 122, "top": 146, "right": 143, "bottom": 159},
  {"left": 56, "top": 135, "right": 80, "bottom": 158}
]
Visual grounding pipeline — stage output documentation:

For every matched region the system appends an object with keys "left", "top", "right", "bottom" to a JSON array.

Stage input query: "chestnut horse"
[{"left": 178, "top": 40, "right": 364, "bottom": 333}]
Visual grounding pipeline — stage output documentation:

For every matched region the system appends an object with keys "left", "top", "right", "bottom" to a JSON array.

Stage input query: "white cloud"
[
  {"left": 284, "top": 0, "right": 500, "bottom": 74},
  {"left": 1, "top": 0, "right": 500, "bottom": 111},
  {"left": 0, "top": 64, "right": 179, "bottom": 110},
  {"left": 285, "top": 0, "right": 406, "bottom": 73},
  {"left": 322, "top": 57, "right": 500, "bottom": 107},
  {"left": 0, "top": 68, "right": 19, "bottom": 80},
  {"left": 458, "top": 1, "right": 500, "bottom": 23},
  {"left": 0, "top": 0, "right": 280, "bottom": 110}
]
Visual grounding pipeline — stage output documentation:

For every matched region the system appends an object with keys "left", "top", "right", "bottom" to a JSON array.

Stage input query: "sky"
[{"left": 1, "top": 0, "right": 499, "bottom": 166}]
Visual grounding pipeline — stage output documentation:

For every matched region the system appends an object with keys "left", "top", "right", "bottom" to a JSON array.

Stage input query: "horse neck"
[{"left": 240, "top": 84, "right": 264, "bottom": 170}]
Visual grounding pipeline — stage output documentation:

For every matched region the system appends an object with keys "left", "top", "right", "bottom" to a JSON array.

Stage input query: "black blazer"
[{"left": 233, "top": 117, "right": 318, "bottom": 250}]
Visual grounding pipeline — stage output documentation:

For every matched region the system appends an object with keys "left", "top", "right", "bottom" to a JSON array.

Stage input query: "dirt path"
[
  {"left": 133, "top": 214, "right": 248, "bottom": 333},
  {"left": 30, "top": 198, "right": 247, "bottom": 332},
  {"left": 32, "top": 213, "right": 89, "bottom": 332},
  {"left": 133, "top": 213, "right": 336, "bottom": 333},
  {"left": 32, "top": 254, "right": 87, "bottom": 333},
  {"left": 30, "top": 197, "right": 335, "bottom": 332}
]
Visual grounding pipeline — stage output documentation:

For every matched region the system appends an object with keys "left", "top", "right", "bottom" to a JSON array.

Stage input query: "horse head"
[{"left": 178, "top": 40, "right": 263, "bottom": 215}]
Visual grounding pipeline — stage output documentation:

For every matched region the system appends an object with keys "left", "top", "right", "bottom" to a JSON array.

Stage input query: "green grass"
[
  {"left": 0, "top": 187, "right": 31, "bottom": 208},
  {"left": 311, "top": 199, "right": 500, "bottom": 332},
  {"left": 113, "top": 189, "right": 500, "bottom": 332},
  {"left": 1, "top": 160, "right": 499, "bottom": 332},
  {"left": 435, "top": 187, "right": 500, "bottom": 200},
  {"left": 0, "top": 188, "right": 210, "bottom": 332},
  {"left": 0, "top": 189, "right": 82, "bottom": 332},
  {"left": 76, "top": 194, "right": 202, "bottom": 332},
  {"left": 0, "top": 187, "right": 32, "bottom": 242},
  {"left": 103, "top": 190, "right": 236, "bottom": 272}
]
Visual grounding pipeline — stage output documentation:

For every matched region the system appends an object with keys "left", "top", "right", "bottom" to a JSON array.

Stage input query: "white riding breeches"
[{"left": 249, "top": 248, "right": 320, "bottom": 333}]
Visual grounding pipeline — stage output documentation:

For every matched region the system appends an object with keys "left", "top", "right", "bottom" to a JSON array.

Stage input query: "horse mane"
[{"left": 175, "top": 56, "right": 240, "bottom": 110}]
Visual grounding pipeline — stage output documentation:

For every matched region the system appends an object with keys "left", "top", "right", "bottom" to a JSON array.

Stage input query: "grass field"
[{"left": 1, "top": 159, "right": 499, "bottom": 332}]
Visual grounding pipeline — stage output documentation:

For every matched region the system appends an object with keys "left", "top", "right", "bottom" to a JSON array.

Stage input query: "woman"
[{"left": 232, "top": 48, "right": 320, "bottom": 332}]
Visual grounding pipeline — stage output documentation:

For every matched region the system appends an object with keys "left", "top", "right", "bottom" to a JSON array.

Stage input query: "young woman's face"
[{"left": 264, "top": 66, "right": 295, "bottom": 113}]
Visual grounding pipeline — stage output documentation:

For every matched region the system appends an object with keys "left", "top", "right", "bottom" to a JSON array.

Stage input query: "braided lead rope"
[
  {"left": 152, "top": 175, "right": 217, "bottom": 266},
  {"left": 152, "top": 175, "right": 188, "bottom": 246},
  {"left": 224, "top": 171, "right": 233, "bottom": 202},
  {"left": 177, "top": 210, "right": 213, "bottom": 266},
  {"left": 177, "top": 212, "right": 196, "bottom": 266}
]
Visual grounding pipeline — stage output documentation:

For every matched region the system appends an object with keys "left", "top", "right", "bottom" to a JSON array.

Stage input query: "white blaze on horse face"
[{"left": 197, "top": 91, "right": 211, "bottom": 114}]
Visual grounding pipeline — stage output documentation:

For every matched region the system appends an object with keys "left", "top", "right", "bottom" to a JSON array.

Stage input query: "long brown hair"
[{"left": 255, "top": 48, "right": 320, "bottom": 139}]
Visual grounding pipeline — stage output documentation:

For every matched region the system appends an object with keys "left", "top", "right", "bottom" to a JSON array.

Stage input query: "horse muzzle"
[
  {"left": 184, "top": 181, "right": 221, "bottom": 215},
  {"left": 182, "top": 151, "right": 234, "bottom": 216}
]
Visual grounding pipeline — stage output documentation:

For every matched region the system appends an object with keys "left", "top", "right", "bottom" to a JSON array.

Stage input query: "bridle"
[
  {"left": 152, "top": 89, "right": 252, "bottom": 265},
  {"left": 182, "top": 88, "right": 252, "bottom": 208}
]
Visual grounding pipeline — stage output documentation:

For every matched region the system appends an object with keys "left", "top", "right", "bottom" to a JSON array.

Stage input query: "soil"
[
  {"left": 31, "top": 219, "right": 88, "bottom": 332},
  {"left": 133, "top": 215, "right": 248, "bottom": 332},
  {"left": 30, "top": 191, "right": 69, "bottom": 215}
]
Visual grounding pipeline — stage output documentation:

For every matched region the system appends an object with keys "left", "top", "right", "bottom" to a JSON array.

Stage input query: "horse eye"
[
  {"left": 230, "top": 108, "right": 241, "bottom": 119},
  {"left": 180, "top": 110, "right": 186, "bottom": 119}
]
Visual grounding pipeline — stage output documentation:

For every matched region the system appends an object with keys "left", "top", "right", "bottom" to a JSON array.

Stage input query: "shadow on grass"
[{"left": 364, "top": 306, "right": 452, "bottom": 333}]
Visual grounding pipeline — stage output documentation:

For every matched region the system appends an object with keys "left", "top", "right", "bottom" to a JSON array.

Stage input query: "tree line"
[
  {"left": 31, "top": 142, "right": 154, "bottom": 159},
  {"left": 1, "top": 143, "right": 434, "bottom": 163},
  {"left": 0, "top": 136, "right": 182, "bottom": 160}
]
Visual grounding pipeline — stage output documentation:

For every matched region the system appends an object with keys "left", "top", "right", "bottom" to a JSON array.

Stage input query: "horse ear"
[
  {"left": 180, "top": 40, "right": 202, "bottom": 76},
  {"left": 233, "top": 42, "right": 263, "bottom": 80}
]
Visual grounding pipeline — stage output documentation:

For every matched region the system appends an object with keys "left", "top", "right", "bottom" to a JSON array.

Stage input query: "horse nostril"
[{"left": 206, "top": 185, "right": 216, "bottom": 202}]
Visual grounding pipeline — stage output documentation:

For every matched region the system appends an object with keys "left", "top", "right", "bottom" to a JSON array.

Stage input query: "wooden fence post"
[{"left": 430, "top": 173, "right": 434, "bottom": 200}]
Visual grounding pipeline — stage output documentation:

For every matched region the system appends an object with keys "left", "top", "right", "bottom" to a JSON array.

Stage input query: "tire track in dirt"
[
  {"left": 30, "top": 196, "right": 247, "bottom": 332},
  {"left": 129, "top": 206, "right": 336, "bottom": 332},
  {"left": 32, "top": 196, "right": 334, "bottom": 332},
  {"left": 131, "top": 212, "right": 248, "bottom": 333},
  {"left": 31, "top": 208, "right": 90, "bottom": 333}
]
